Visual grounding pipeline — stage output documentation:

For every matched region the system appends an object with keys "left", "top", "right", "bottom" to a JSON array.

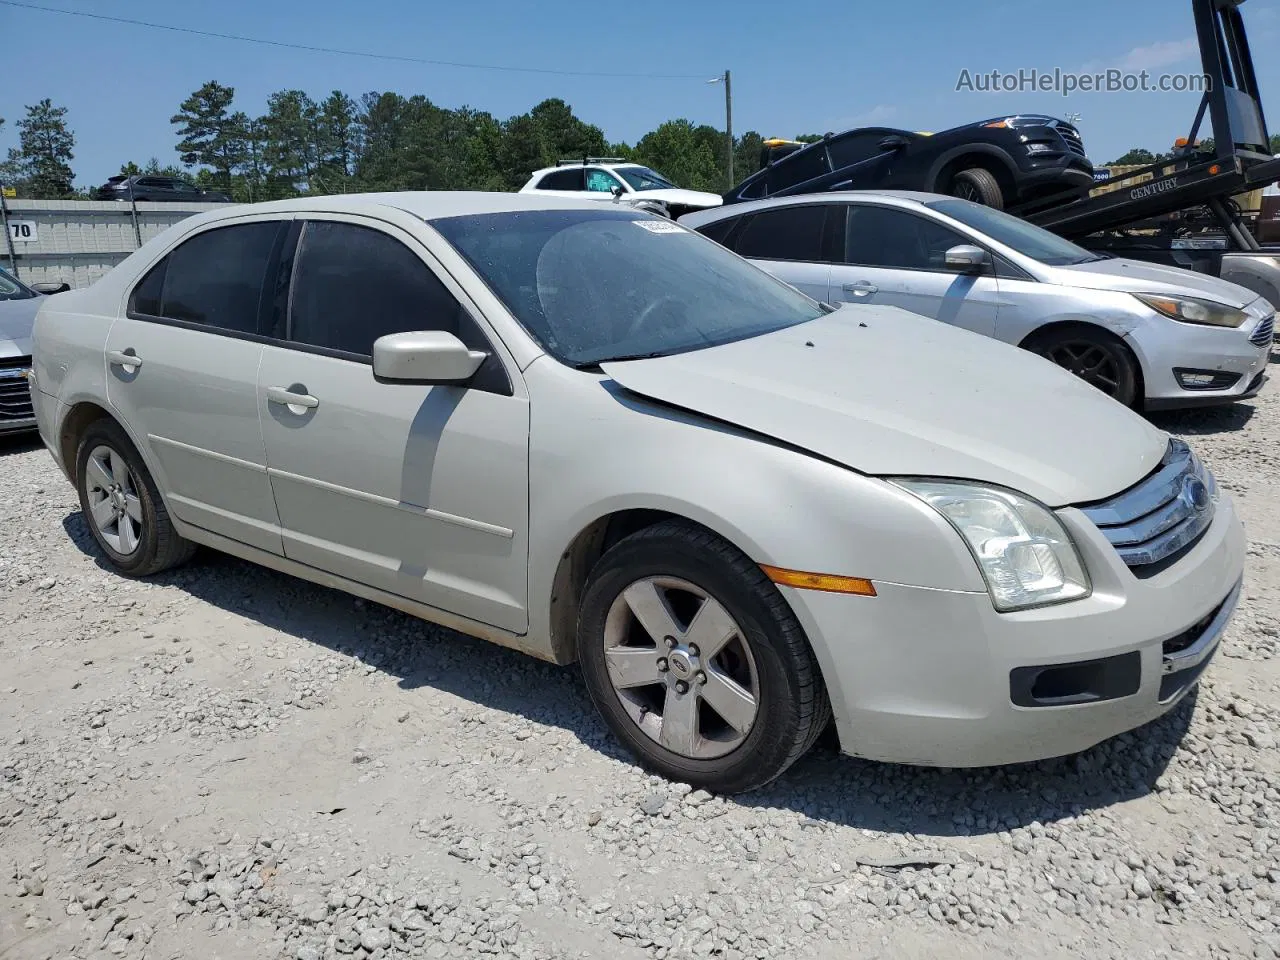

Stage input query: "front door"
[
  {"left": 831, "top": 203, "right": 1001, "bottom": 337},
  {"left": 256, "top": 217, "right": 531, "bottom": 633},
  {"left": 104, "top": 218, "right": 287, "bottom": 554},
  {"left": 732, "top": 203, "right": 835, "bottom": 302}
]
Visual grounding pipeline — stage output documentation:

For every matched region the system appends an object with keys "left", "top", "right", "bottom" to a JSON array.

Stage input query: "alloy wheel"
[
  {"left": 602, "top": 576, "right": 760, "bottom": 760},
  {"left": 1045, "top": 340, "right": 1123, "bottom": 396},
  {"left": 85, "top": 444, "right": 144, "bottom": 555}
]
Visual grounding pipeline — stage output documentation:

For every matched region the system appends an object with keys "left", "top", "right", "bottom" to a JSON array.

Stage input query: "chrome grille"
[
  {"left": 0, "top": 360, "right": 34, "bottom": 422},
  {"left": 1051, "top": 122, "right": 1087, "bottom": 157},
  {"left": 1078, "top": 439, "right": 1216, "bottom": 569},
  {"left": 1250, "top": 314, "right": 1275, "bottom": 346}
]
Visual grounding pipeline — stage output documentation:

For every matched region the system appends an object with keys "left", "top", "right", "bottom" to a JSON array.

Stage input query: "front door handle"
[
  {"left": 842, "top": 281, "right": 879, "bottom": 297},
  {"left": 266, "top": 385, "right": 319, "bottom": 411},
  {"left": 106, "top": 350, "right": 142, "bottom": 369}
]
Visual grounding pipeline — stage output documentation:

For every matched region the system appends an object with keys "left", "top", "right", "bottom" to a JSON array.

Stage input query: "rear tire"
[
  {"left": 577, "top": 520, "right": 830, "bottom": 794},
  {"left": 1024, "top": 324, "right": 1141, "bottom": 408},
  {"left": 949, "top": 167, "right": 1004, "bottom": 208},
  {"left": 75, "top": 419, "right": 196, "bottom": 577}
]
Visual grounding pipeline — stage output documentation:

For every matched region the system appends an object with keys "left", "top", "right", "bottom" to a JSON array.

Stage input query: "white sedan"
[{"left": 30, "top": 193, "right": 1243, "bottom": 793}]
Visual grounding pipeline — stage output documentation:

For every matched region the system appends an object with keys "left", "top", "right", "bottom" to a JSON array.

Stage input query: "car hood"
[
  {"left": 600, "top": 306, "right": 1168, "bottom": 507},
  {"left": 0, "top": 297, "right": 40, "bottom": 359},
  {"left": 1048, "top": 257, "right": 1258, "bottom": 308},
  {"left": 634, "top": 188, "right": 723, "bottom": 210}
]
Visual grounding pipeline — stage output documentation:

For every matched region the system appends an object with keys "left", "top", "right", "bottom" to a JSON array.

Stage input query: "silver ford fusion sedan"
[
  {"left": 680, "top": 192, "right": 1274, "bottom": 410},
  {"left": 30, "top": 193, "right": 1244, "bottom": 794}
]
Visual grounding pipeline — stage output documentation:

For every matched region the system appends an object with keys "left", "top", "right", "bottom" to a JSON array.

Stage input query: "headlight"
[
  {"left": 892, "top": 480, "right": 1091, "bottom": 612},
  {"left": 1133, "top": 293, "right": 1248, "bottom": 328}
]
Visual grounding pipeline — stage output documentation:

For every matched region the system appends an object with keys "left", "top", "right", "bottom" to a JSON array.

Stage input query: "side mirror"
[
  {"left": 878, "top": 135, "right": 909, "bottom": 152},
  {"left": 372, "top": 331, "right": 486, "bottom": 385},
  {"left": 943, "top": 244, "right": 989, "bottom": 271},
  {"left": 31, "top": 281, "right": 71, "bottom": 295},
  {"left": 611, "top": 184, "right": 626, "bottom": 199}
]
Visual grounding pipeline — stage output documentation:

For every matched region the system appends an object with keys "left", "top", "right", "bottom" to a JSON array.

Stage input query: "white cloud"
[
  {"left": 1083, "top": 38, "right": 1198, "bottom": 74},
  {"left": 833, "top": 104, "right": 899, "bottom": 128}
]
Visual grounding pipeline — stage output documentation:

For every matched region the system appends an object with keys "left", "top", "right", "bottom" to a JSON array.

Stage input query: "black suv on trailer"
[
  {"left": 95, "top": 175, "right": 233, "bottom": 203},
  {"left": 724, "top": 115, "right": 1094, "bottom": 210}
]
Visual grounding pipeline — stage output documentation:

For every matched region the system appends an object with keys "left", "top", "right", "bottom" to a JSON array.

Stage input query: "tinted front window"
[
  {"left": 585, "top": 169, "right": 621, "bottom": 193},
  {"left": 733, "top": 205, "right": 828, "bottom": 262},
  {"left": 694, "top": 216, "right": 740, "bottom": 245},
  {"left": 289, "top": 221, "right": 471, "bottom": 357},
  {"left": 536, "top": 169, "right": 585, "bottom": 190},
  {"left": 826, "top": 132, "right": 900, "bottom": 170},
  {"left": 766, "top": 146, "right": 828, "bottom": 193},
  {"left": 432, "top": 209, "right": 824, "bottom": 367},
  {"left": 129, "top": 222, "right": 281, "bottom": 333},
  {"left": 844, "top": 205, "right": 968, "bottom": 270},
  {"left": 924, "top": 196, "right": 1100, "bottom": 265}
]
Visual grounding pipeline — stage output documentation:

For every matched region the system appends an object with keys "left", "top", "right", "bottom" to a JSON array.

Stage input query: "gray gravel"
[{"left": 2, "top": 362, "right": 1279, "bottom": 960}]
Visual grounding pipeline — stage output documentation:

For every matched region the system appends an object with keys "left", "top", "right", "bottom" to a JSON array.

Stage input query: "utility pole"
[{"left": 709, "top": 70, "right": 734, "bottom": 187}]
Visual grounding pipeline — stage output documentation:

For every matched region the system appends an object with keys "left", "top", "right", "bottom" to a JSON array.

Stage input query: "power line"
[{"left": 0, "top": 1, "right": 712, "bottom": 80}]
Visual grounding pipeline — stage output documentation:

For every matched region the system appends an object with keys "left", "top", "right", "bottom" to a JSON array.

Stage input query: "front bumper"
[
  {"left": 1128, "top": 314, "right": 1272, "bottom": 409},
  {"left": 785, "top": 491, "right": 1245, "bottom": 767}
]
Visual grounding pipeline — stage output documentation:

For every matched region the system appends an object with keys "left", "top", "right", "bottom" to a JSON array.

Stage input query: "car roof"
[
  {"left": 527, "top": 162, "right": 646, "bottom": 178},
  {"left": 678, "top": 190, "right": 941, "bottom": 227},
  {"left": 186, "top": 191, "right": 615, "bottom": 222}
]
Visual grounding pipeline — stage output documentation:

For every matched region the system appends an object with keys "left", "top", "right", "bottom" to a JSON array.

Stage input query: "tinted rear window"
[{"left": 128, "top": 222, "right": 281, "bottom": 333}]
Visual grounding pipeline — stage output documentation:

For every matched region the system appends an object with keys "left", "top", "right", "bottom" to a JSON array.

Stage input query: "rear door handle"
[
  {"left": 106, "top": 350, "right": 142, "bottom": 369},
  {"left": 266, "top": 385, "right": 319, "bottom": 410},
  {"left": 842, "top": 281, "right": 879, "bottom": 296}
]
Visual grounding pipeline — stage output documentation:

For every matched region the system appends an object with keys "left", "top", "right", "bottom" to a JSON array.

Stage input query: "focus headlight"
[
  {"left": 1133, "top": 293, "right": 1248, "bottom": 328},
  {"left": 892, "top": 479, "right": 1091, "bottom": 612}
]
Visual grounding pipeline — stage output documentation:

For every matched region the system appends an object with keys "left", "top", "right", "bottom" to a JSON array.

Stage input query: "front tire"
[
  {"left": 949, "top": 167, "right": 1004, "bottom": 208},
  {"left": 75, "top": 419, "right": 196, "bottom": 577},
  {"left": 1024, "top": 324, "right": 1141, "bottom": 407},
  {"left": 577, "top": 520, "right": 830, "bottom": 794}
]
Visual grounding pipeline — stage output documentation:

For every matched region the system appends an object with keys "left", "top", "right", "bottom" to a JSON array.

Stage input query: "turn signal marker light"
[{"left": 760, "top": 565, "right": 877, "bottom": 596}]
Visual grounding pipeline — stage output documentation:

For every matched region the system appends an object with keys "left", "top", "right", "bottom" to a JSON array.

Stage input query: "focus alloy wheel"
[
  {"left": 603, "top": 576, "right": 760, "bottom": 760},
  {"left": 1043, "top": 340, "right": 1123, "bottom": 396},
  {"left": 84, "top": 444, "right": 144, "bottom": 555}
]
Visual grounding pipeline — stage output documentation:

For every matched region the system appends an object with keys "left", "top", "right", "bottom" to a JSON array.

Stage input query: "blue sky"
[{"left": 3, "top": 0, "right": 1278, "bottom": 187}]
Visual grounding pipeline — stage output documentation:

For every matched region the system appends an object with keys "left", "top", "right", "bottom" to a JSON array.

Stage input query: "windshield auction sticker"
[{"left": 632, "top": 219, "right": 686, "bottom": 234}]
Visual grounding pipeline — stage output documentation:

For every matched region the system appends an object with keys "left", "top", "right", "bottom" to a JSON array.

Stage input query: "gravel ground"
[{"left": 2, "top": 363, "right": 1278, "bottom": 960}]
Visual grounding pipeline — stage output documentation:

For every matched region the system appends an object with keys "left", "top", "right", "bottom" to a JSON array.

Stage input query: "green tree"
[
  {"left": 1107, "top": 147, "right": 1172, "bottom": 165},
  {"left": 733, "top": 130, "right": 766, "bottom": 184},
  {"left": 313, "top": 91, "right": 361, "bottom": 192},
  {"left": 631, "top": 119, "right": 722, "bottom": 193},
  {"left": 171, "top": 81, "right": 249, "bottom": 192},
  {"left": 260, "top": 89, "right": 319, "bottom": 198},
  {"left": 4, "top": 99, "right": 76, "bottom": 198}
]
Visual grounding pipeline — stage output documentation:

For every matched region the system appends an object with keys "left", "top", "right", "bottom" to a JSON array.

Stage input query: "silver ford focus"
[
  {"left": 30, "top": 193, "right": 1244, "bottom": 793},
  {"left": 680, "top": 192, "right": 1274, "bottom": 410}
]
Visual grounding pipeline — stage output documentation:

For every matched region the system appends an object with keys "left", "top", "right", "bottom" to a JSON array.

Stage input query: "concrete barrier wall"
[{"left": 1, "top": 199, "right": 235, "bottom": 289}]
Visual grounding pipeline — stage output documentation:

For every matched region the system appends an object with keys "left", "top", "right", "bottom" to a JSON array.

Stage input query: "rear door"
[
  {"left": 105, "top": 218, "right": 288, "bottom": 553},
  {"left": 831, "top": 203, "right": 1001, "bottom": 336},
  {"left": 823, "top": 130, "right": 900, "bottom": 189},
  {"left": 729, "top": 203, "right": 835, "bottom": 301}
]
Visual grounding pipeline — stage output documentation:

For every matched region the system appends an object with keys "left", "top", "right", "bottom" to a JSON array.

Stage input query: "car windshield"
[
  {"left": 924, "top": 197, "right": 1104, "bottom": 266},
  {"left": 615, "top": 166, "right": 677, "bottom": 192},
  {"left": 0, "top": 268, "right": 37, "bottom": 301},
  {"left": 431, "top": 208, "right": 824, "bottom": 367}
]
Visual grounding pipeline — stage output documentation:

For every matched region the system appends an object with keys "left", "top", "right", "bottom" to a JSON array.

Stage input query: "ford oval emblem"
[{"left": 1180, "top": 476, "right": 1211, "bottom": 513}]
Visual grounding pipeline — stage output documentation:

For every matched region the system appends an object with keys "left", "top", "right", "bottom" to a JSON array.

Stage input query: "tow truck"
[{"left": 1014, "top": 0, "right": 1280, "bottom": 310}]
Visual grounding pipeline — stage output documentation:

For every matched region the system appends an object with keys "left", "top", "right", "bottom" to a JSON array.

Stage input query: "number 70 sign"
[{"left": 7, "top": 221, "right": 38, "bottom": 243}]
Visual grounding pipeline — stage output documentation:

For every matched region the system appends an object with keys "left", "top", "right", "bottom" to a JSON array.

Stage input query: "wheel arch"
[
  {"left": 58, "top": 400, "right": 116, "bottom": 486},
  {"left": 546, "top": 506, "right": 763, "bottom": 666},
  {"left": 1019, "top": 319, "right": 1146, "bottom": 403}
]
